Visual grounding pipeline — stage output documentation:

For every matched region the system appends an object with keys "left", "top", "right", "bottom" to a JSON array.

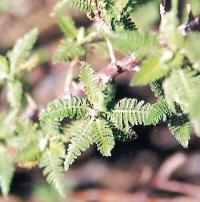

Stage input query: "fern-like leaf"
[
  {"left": 163, "top": 69, "right": 200, "bottom": 136},
  {"left": 182, "top": 32, "right": 200, "bottom": 64},
  {"left": 132, "top": 57, "right": 168, "bottom": 86},
  {"left": 7, "top": 80, "right": 24, "bottom": 109},
  {"left": 0, "top": 148, "right": 14, "bottom": 197},
  {"left": 79, "top": 63, "right": 105, "bottom": 110},
  {"left": 110, "top": 98, "right": 151, "bottom": 127},
  {"left": 57, "top": 14, "right": 78, "bottom": 39},
  {"left": 105, "top": 30, "right": 160, "bottom": 59},
  {"left": 53, "top": 40, "right": 85, "bottom": 62},
  {"left": 91, "top": 119, "right": 115, "bottom": 156},
  {"left": 40, "top": 150, "right": 65, "bottom": 196},
  {"left": 64, "top": 120, "right": 93, "bottom": 170},
  {"left": 40, "top": 96, "right": 89, "bottom": 122},
  {"left": 16, "top": 141, "right": 42, "bottom": 164},
  {"left": 112, "top": 125, "right": 137, "bottom": 142},
  {"left": 8, "top": 28, "right": 38, "bottom": 73},
  {"left": 168, "top": 115, "right": 192, "bottom": 148},
  {"left": 146, "top": 99, "right": 172, "bottom": 125},
  {"left": 56, "top": 0, "right": 92, "bottom": 13},
  {"left": 149, "top": 79, "right": 164, "bottom": 98}
]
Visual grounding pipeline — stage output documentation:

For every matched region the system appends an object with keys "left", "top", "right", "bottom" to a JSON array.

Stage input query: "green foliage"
[
  {"left": 132, "top": 57, "right": 168, "bottom": 85},
  {"left": 57, "top": 14, "right": 77, "bottom": 39},
  {"left": 40, "top": 150, "right": 65, "bottom": 196},
  {"left": 7, "top": 80, "right": 24, "bottom": 109},
  {"left": 149, "top": 79, "right": 164, "bottom": 98},
  {"left": 0, "top": 148, "right": 14, "bottom": 197},
  {"left": 79, "top": 63, "right": 105, "bottom": 110},
  {"left": 56, "top": 0, "right": 92, "bottom": 13},
  {"left": 40, "top": 97, "right": 89, "bottom": 121},
  {"left": 16, "top": 141, "right": 42, "bottom": 163},
  {"left": 64, "top": 120, "right": 93, "bottom": 170},
  {"left": 163, "top": 69, "right": 200, "bottom": 136},
  {"left": 168, "top": 115, "right": 192, "bottom": 148},
  {"left": 7, "top": 28, "right": 39, "bottom": 73},
  {"left": 0, "top": 0, "right": 200, "bottom": 197},
  {"left": 110, "top": 98, "right": 151, "bottom": 127},
  {"left": 105, "top": 30, "right": 160, "bottom": 59},
  {"left": 91, "top": 119, "right": 115, "bottom": 156},
  {"left": 182, "top": 33, "right": 200, "bottom": 64},
  {"left": 146, "top": 99, "right": 171, "bottom": 125},
  {"left": 54, "top": 40, "right": 85, "bottom": 62},
  {"left": 110, "top": 98, "right": 171, "bottom": 128}
]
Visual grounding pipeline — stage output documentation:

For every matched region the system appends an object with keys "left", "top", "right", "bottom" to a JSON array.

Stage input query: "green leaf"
[
  {"left": 55, "top": 0, "right": 92, "bottom": 13},
  {"left": 164, "top": 69, "right": 200, "bottom": 136},
  {"left": 40, "top": 150, "right": 65, "bottom": 196},
  {"left": 57, "top": 14, "right": 78, "bottom": 39},
  {"left": 111, "top": 124, "right": 137, "bottom": 142},
  {"left": 53, "top": 39, "right": 85, "bottom": 62},
  {"left": 91, "top": 119, "right": 115, "bottom": 156},
  {"left": 64, "top": 120, "right": 93, "bottom": 170},
  {"left": 105, "top": 30, "right": 160, "bottom": 59},
  {"left": 0, "top": 148, "right": 14, "bottom": 197},
  {"left": 40, "top": 96, "right": 89, "bottom": 122},
  {"left": 79, "top": 63, "right": 105, "bottom": 110},
  {"left": 111, "top": 98, "right": 152, "bottom": 127},
  {"left": 168, "top": 115, "right": 192, "bottom": 148},
  {"left": 8, "top": 28, "right": 39, "bottom": 73},
  {"left": 7, "top": 80, "right": 24, "bottom": 109},
  {"left": 132, "top": 57, "right": 168, "bottom": 86},
  {"left": 182, "top": 32, "right": 200, "bottom": 64},
  {"left": 146, "top": 99, "right": 172, "bottom": 125},
  {"left": 15, "top": 141, "right": 42, "bottom": 164},
  {"left": 149, "top": 79, "right": 164, "bottom": 98}
]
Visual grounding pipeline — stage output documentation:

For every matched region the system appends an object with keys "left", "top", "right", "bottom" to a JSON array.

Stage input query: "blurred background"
[{"left": 0, "top": 0, "right": 200, "bottom": 201}]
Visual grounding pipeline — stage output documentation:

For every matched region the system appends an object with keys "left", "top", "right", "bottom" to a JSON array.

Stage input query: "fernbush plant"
[{"left": 0, "top": 0, "right": 200, "bottom": 197}]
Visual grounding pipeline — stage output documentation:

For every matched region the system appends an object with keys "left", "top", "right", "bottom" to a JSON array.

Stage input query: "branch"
[{"left": 98, "top": 56, "right": 140, "bottom": 84}]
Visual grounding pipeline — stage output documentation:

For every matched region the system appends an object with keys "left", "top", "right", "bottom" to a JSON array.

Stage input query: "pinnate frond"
[
  {"left": 132, "top": 57, "right": 167, "bottom": 86},
  {"left": 163, "top": 69, "right": 200, "bottom": 136},
  {"left": 57, "top": 14, "right": 77, "bottom": 39},
  {"left": 79, "top": 63, "right": 105, "bottom": 110},
  {"left": 91, "top": 119, "right": 115, "bottom": 156},
  {"left": 0, "top": 148, "right": 14, "bottom": 197},
  {"left": 40, "top": 96, "right": 89, "bottom": 122},
  {"left": 182, "top": 32, "right": 200, "bottom": 64},
  {"left": 146, "top": 99, "right": 172, "bottom": 125},
  {"left": 149, "top": 79, "right": 164, "bottom": 98},
  {"left": 15, "top": 141, "right": 42, "bottom": 164},
  {"left": 112, "top": 125, "right": 137, "bottom": 142},
  {"left": 53, "top": 40, "right": 85, "bottom": 62},
  {"left": 168, "top": 115, "right": 192, "bottom": 148},
  {"left": 64, "top": 120, "right": 93, "bottom": 170},
  {"left": 7, "top": 80, "right": 24, "bottom": 109},
  {"left": 8, "top": 28, "right": 38, "bottom": 72},
  {"left": 105, "top": 30, "right": 160, "bottom": 59},
  {"left": 110, "top": 98, "right": 151, "bottom": 127},
  {"left": 56, "top": 0, "right": 92, "bottom": 13},
  {"left": 40, "top": 150, "right": 65, "bottom": 196}
]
